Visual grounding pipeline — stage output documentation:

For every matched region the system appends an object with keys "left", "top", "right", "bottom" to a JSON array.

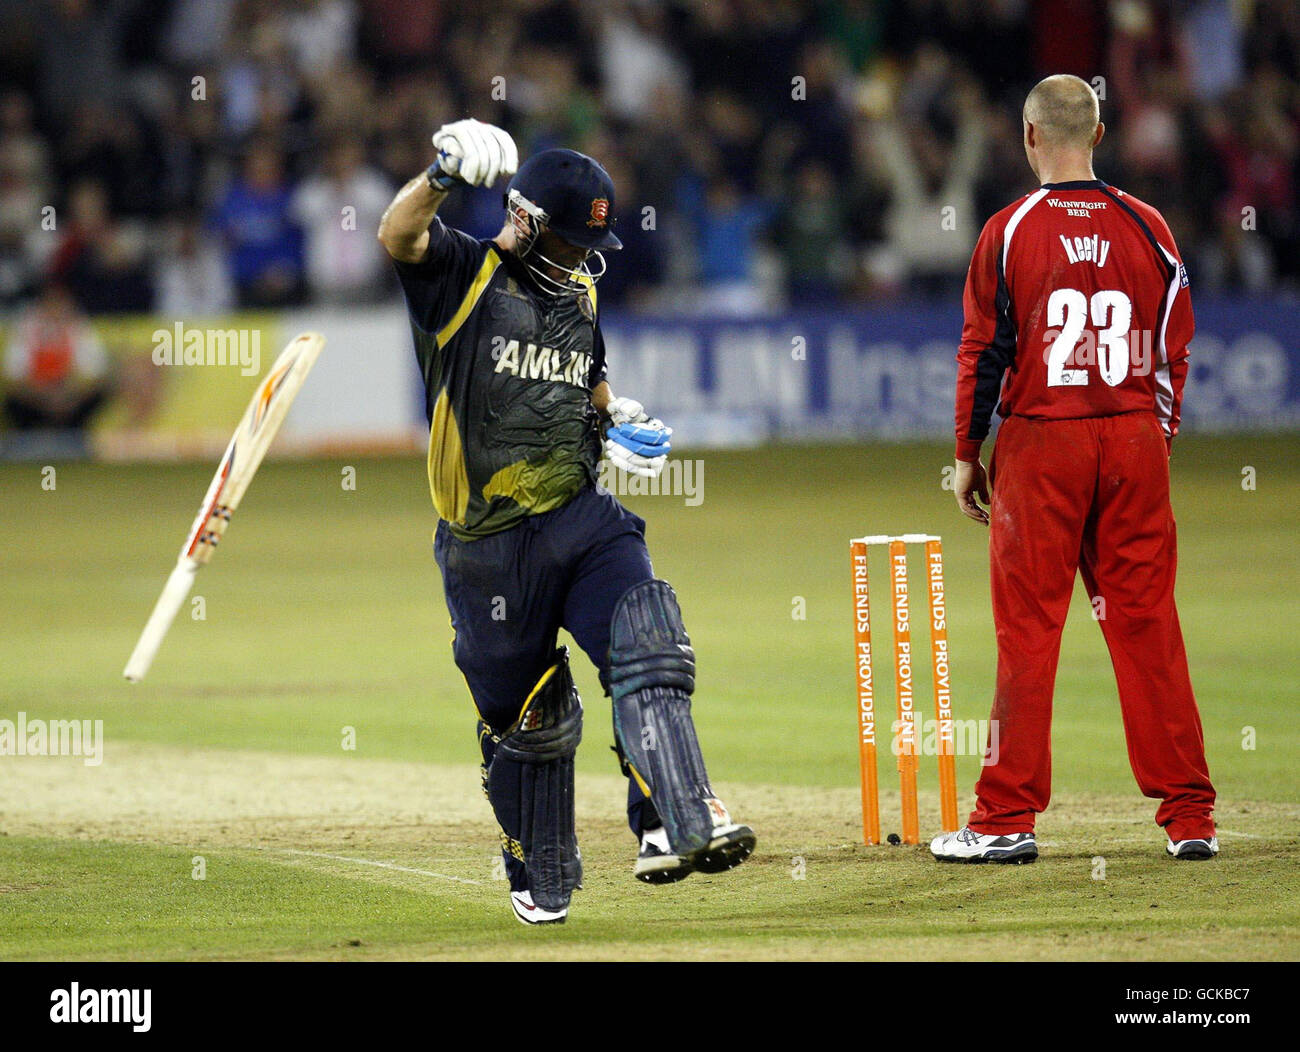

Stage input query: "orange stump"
[
  {"left": 851, "top": 533, "right": 957, "bottom": 846},
  {"left": 850, "top": 540, "right": 881, "bottom": 845},
  {"left": 888, "top": 540, "right": 920, "bottom": 845},
  {"left": 925, "top": 539, "right": 959, "bottom": 832}
]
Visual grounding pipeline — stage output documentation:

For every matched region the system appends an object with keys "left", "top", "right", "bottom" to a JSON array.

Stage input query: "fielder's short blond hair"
[{"left": 1023, "top": 75, "right": 1100, "bottom": 147}]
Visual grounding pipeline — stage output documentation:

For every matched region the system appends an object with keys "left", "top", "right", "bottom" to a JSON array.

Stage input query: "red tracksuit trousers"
[{"left": 968, "top": 412, "right": 1217, "bottom": 842}]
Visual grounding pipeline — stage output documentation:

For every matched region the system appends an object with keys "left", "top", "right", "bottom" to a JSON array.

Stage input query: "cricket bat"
[{"left": 123, "top": 332, "right": 325, "bottom": 682}]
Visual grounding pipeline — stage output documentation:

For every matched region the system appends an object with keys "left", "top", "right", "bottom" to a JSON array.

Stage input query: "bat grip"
[{"left": 123, "top": 560, "right": 199, "bottom": 682}]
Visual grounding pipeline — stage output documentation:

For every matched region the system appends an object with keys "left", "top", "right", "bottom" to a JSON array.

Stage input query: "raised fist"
[{"left": 430, "top": 119, "right": 519, "bottom": 188}]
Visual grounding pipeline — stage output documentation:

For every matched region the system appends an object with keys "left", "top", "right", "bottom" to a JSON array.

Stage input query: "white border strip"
[
  {"left": 1153, "top": 241, "right": 1181, "bottom": 436},
  {"left": 1002, "top": 188, "right": 1050, "bottom": 272},
  {"left": 271, "top": 847, "right": 485, "bottom": 885}
]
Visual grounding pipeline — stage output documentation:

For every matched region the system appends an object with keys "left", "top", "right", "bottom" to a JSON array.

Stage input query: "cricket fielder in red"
[{"left": 931, "top": 75, "right": 1218, "bottom": 864}]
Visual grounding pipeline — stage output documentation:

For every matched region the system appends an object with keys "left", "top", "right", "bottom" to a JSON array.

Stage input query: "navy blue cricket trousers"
[{"left": 434, "top": 484, "right": 656, "bottom": 836}]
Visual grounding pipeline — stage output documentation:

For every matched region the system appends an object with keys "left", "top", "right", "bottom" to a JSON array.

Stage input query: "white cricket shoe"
[
  {"left": 635, "top": 826, "right": 693, "bottom": 885},
  {"left": 930, "top": 826, "right": 1038, "bottom": 864},
  {"left": 1166, "top": 836, "right": 1219, "bottom": 860},
  {"left": 509, "top": 889, "right": 567, "bottom": 925}
]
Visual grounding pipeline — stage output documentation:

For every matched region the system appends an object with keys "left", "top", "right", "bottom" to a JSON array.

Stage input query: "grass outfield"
[{"left": 1, "top": 436, "right": 1297, "bottom": 960}]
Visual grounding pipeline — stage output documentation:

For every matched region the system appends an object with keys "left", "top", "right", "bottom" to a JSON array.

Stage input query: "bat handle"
[{"left": 123, "top": 560, "right": 199, "bottom": 682}]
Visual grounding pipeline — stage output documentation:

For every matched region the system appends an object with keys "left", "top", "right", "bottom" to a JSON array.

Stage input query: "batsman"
[{"left": 378, "top": 119, "right": 755, "bottom": 925}]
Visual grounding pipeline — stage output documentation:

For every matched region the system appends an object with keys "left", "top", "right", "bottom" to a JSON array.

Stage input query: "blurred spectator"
[
  {"left": 687, "top": 175, "right": 776, "bottom": 315},
  {"left": 0, "top": 92, "right": 52, "bottom": 306},
  {"left": 774, "top": 161, "right": 850, "bottom": 305},
  {"left": 279, "top": 0, "right": 360, "bottom": 81},
  {"left": 1204, "top": 77, "right": 1300, "bottom": 285},
  {"left": 630, "top": 82, "right": 694, "bottom": 218},
  {"left": 1196, "top": 205, "right": 1276, "bottom": 293},
  {"left": 0, "top": 162, "right": 44, "bottom": 307},
  {"left": 154, "top": 216, "right": 234, "bottom": 317},
  {"left": 1181, "top": 0, "right": 1243, "bottom": 101},
  {"left": 597, "top": 2, "right": 688, "bottom": 122},
  {"left": 0, "top": 91, "right": 51, "bottom": 195},
  {"left": 217, "top": 14, "right": 306, "bottom": 143},
  {"left": 208, "top": 140, "right": 305, "bottom": 308},
  {"left": 699, "top": 90, "right": 769, "bottom": 193},
  {"left": 151, "top": 92, "right": 224, "bottom": 218},
  {"left": 48, "top": 181, "right": 153, "bottom": 315},
  {"left": 865, "top": 69, "right": 987, "bottom": 299},
  {"left": 1108, "top": 3, "right": 1189, "bottom": 205},
  {"left": 510, "top": 48, "right": 601, "bottom": 149},
  {"left": 782, "top": 39, "right": 853, "bottom": 174},
  {"left": 291, "top": 137, "right": 393, "bottom": 304},
  {"left": 3, "top": 283, "right": 112, "bottom": 435}
]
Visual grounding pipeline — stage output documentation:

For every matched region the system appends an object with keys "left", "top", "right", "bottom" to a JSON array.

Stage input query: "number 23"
[{"left": 1045, "top": 288, "right": 1132, "bottom": 387}]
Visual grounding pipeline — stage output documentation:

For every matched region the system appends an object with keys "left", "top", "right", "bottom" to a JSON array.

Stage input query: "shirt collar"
[{"left": 1041, "top": 179, "right": 1108, "bottom": 190}]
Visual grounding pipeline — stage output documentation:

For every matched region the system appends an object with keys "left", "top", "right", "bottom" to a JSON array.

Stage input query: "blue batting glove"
[{"left": 607, "top": 421, "right": 672, "bottom": 458}]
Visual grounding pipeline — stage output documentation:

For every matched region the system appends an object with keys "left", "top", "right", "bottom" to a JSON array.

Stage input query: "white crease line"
[
  {"left": 268, "top": 848, "right": 484, "bottom": 885},
  {"left": 1034, "top": 829, "right": 1268, "bottom": 847}
]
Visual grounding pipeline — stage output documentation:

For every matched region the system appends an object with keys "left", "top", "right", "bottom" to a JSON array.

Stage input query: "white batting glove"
[
  {"left": 606, "top": 396, "right": 648, "bottom": 428},
  {"left": 604, "top": 436, "right": 669, "bottom": 478},
  {"left": 430, "top": 119, "right": 518, "bottom": 188},
  {"left": 603, "top": 397, "right": 672, "bottom": 478}
]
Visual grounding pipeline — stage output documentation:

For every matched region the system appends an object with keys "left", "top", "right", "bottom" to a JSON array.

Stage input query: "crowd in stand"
[{"left": 0, "top": 0, "right": 1297, "bottom": 323}]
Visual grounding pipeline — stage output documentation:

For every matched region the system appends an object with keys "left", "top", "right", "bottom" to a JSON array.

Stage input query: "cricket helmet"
[{"left": 504, "top": 148, "right": 621, "bottom": 296}]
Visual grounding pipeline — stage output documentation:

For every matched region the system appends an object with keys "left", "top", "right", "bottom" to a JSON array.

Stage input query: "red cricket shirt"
[{"left": 954, "top": 179, "right": 1193, "bottom": 462}]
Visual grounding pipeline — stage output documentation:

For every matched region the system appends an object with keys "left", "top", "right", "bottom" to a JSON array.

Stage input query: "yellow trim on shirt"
[
  {"left": 426, "top": 248, "right": 503, "bottom": 522},
  {"left": 435, "top": 248, "right": 501, "bottom": 348}
]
